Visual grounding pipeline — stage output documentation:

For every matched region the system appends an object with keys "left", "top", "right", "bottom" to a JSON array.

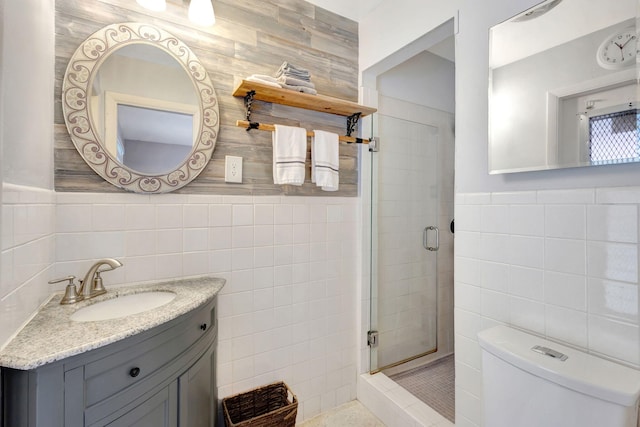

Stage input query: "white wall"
[
  {"left": 2, "top": 0, "right": 54, "bottom": 189},
  {"left": 377, "top": 51, "right": 455, "bottom": 114}
]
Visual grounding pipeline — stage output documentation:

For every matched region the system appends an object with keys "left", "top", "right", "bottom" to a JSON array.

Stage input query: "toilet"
[{"left": 478, "top": 325, "right": 640, "bottom": 427}]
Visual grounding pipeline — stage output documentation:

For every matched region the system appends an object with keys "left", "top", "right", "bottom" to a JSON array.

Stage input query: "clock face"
[{"left": 597, "top": 27, "right": 637, "bottom": 70}]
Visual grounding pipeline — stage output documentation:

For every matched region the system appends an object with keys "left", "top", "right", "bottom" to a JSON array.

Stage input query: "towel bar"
[{"left": 235, "top": 120, "right": 371, "bottom": 144}]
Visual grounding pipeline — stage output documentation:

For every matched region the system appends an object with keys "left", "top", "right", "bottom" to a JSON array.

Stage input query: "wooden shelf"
[{"left": 232, "top": 80, "right": 377, "bottom": 117}]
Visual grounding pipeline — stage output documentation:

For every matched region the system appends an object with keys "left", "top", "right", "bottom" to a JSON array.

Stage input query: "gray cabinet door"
[
  {"left": 100, "top": 381, "right": 178, "bottom": 427},
  {"left": 178, "top": 344, "right": 216, "bottom": 427}
]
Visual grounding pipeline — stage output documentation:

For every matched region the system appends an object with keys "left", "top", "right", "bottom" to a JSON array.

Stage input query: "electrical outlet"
[{"left": 224, "top": 155, "right": 243, "bottom": 183}]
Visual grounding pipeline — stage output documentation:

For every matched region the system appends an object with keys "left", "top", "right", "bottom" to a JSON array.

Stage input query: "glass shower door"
[{"left": 370, "top": 114, "right": 439, "bottom": 372}]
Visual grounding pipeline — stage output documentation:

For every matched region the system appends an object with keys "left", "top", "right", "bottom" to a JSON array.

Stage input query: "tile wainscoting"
[
  {"left": 53, "top": 192, "right": 361, "bottom": 423},
  {"left": 6, "top": 183, "right": 640, "bottom": 426},
  {"left": 0, "top": 184, "right": 56, "bottom": 347},
  {"left": 454, "top": 187, "right": 640, "bottom": 426}
]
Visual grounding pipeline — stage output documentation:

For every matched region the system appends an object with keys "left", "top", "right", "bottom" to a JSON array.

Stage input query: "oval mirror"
[{"left": 62, "top": 23, "right": 219, "bottom": 193}]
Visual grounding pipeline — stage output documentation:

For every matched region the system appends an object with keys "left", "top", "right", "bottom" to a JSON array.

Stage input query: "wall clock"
[{"left": 596, "top": 27, "right": 637, "bottom": 70}]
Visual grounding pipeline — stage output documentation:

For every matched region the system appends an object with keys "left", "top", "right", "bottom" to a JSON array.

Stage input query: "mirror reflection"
[
  {"left": 488, "top": 0, "right": 638, "bottom": 174},
  {"left": 116, "top": 105, "right": 194, "bottom": 174},
  {"left": 89, "top": 44, "right": 199, "bottom": 175}
]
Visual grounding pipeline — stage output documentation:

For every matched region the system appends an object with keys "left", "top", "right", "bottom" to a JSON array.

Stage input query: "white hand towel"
[
  {"left": 312, "top": 130, "right": 339, "bottom": 191},
  {"left": 273, "top": 125, "right": 307, "bottom": 186}
]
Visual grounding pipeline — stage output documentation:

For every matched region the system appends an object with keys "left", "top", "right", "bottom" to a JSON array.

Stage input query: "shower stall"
[
  {"left": 358, "top": 18, "right": 456, "bottom": 426},
  {"left": 365, "top": 95, "right": 455, "bottom": 420},
  {"left": 368, "top": 102, "right": 455, "bottom": 374}
]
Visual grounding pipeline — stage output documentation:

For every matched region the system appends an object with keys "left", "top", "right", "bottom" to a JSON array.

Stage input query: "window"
[{"left": 589, "top": 108, "right": 640, "bottom": 164}]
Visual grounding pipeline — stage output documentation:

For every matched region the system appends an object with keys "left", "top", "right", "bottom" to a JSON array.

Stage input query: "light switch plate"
[{"left": 224, "top": 156, "right": 243, "bottom": 183}]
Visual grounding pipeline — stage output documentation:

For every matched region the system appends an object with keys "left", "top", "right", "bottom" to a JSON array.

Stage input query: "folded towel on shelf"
[
  {"left": 275, "top": 61, "right": 311, "bottom": 81},
  {"left": 276, "top": 61, "right": 310, "bottom": 74},
  {"left": 272, "top": 125, "right": 307, "bottom": 186},
  {"left": 279, "top": 83, "right": 318, "bottom": 95},
  {"left": 276, "top": 70, "right": 311, "bottom": 81},
  {"left": 246, "top": 75, "right": 282, "bottom": 88},
  {"left": 277, "top": 70, "right": 311, "bottom": 81},
  {"left": 312, "top": 130, "right": 339, "bottom": 191},
  {"left": 276, "top": 75, "right": 316, "bottom": 89}
]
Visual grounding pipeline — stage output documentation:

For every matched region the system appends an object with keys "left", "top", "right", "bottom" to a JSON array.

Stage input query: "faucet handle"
[
  {"left": 49, "top": 275, "right": 85, "bottom": 305},
  {"left": 48, "top": 275, "right": 76, "bottom": 285}
]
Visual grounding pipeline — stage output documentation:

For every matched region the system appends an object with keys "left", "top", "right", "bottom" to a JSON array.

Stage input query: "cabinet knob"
[
  {"left": 129, "top": 367, "right": 141, "bottom": 378},
  {"left": 200, "top": 323, "right": 207, "bottom": 331}
]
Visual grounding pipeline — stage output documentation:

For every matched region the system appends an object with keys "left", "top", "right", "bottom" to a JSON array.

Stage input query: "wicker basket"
[{"left": 222, "top": 381, "right": 298, "bottom": 427}]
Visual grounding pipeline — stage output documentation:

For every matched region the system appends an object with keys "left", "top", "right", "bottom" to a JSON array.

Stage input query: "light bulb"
[
  {"left": 189, "top": 0, "right": 216, "bottom": 27},
  {"left": 136, "top": 0, "right": 166, "bottom": 12}
]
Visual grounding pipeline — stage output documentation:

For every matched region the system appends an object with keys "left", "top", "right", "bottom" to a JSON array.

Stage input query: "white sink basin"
[{"left": 70, "top": 291, "right": 176, "bottom": 322}]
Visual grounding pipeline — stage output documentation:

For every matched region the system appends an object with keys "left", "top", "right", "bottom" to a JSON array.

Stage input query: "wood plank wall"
[{"left": 54, "top": 0, "right": 361, "bottom": 196}]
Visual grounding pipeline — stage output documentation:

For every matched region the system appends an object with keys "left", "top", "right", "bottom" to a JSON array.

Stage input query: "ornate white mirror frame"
[{"left": 62, "top": 22, "right": 219, "bottom": 193}]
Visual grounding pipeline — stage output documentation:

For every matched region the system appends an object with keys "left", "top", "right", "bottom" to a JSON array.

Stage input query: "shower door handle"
[{"left": 423, "top": 226, "right": 439, "bottom": 251}]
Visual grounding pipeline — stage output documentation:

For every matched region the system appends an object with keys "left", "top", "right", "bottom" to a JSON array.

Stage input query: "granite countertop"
[{"left": 0, "top": 275, "right": 225, "bottom": 370}]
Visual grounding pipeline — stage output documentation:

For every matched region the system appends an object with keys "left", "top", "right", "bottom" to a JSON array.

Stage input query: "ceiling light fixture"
[
  {"left": 513, "top": 0, "right": 562, "bottom": 22},
  {"left": 136, "top": 0, "right": 166, "bottom": 12},
  {"left": 188, "top": 0, "right": 216, "bottom": 27}
]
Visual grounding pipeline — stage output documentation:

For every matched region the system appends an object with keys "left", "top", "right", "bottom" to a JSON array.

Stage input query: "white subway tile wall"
[
  {"left": 5, "top": 178, "right": 640, "bottom": 427},
  {"left": 53, "top": 192, "right": 360, "bottom": 423},
  {"left": 0, "top": 184, "right": 56, "bottom": 347},
  {"left": 455, "top": 187, "right": 640, "bottom": 427}
]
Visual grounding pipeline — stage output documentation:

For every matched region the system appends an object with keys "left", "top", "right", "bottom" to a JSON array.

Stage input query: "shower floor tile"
[{"left": 388, "top": 354, "right": 455, "bottom": 422}]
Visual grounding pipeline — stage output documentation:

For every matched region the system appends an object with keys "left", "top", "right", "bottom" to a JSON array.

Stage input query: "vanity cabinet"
[
  {"left": 99, "top": 381, "right": 177, "bottom": 427},
  {"left": 2, "top": 297, "right": 217, "bottom": 427}
]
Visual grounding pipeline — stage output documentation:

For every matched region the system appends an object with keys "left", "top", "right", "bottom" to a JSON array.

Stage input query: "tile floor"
[
  {"left": 389, "top": 354, "right": 455, "bottom": 422},
  {"left": 298, "top": 401, "right": 385, "bottom": 426},
  {"left": 298, "top": 354, "right": 457, "bottom": 427}
]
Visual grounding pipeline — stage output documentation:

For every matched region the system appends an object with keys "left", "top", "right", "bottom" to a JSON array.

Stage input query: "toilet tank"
[{"left": 478, "top": 325, "right": 640, "bottom": 427}]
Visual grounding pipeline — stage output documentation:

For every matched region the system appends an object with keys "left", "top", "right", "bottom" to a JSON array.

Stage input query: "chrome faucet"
[{"left": 50, "top": 258, "right": 123, "bottom": 305}]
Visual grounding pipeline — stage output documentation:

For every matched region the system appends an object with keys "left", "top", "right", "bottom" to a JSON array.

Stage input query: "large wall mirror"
[
  {"left": 489, "top": 0, "right": 638, "bottom": 174},
  {"left": 62, "top": 23, "right": 219, "bottom": 193}
]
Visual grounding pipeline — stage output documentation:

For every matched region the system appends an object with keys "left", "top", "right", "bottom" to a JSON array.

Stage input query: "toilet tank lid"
[{"left": 478, "top": 325, "right": 640, "bottom": 407}]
